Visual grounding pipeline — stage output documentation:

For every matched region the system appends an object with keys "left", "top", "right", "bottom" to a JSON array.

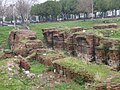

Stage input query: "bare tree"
[
  {"left": 15, "top": 0, "right": 37, "bottom": 24},
  {"left": 0, "top": 0, "right": 7, "bottom": 25},
  {"left": 5, "top": 5, "right": 15, "bottom": 24}
]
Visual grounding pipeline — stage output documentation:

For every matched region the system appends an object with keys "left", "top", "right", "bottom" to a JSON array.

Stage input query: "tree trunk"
[
  {"left": 11, "top": 20, "right": 12, "bottom": 24},
  {"left": 94, "top": 12, "right": 96, "bottom": 18},
  {"left": 85, "top": 12, "right": 88, "bottom": 19},
  {"left": 75, "top": 14, "right": 77, "bottom": 20},
  {"left": 63, "top": 14, "right": 65, "bottom": 20},
  {"left": 83, "top": 13, "right": 86, "bottom": 21},
  {"left": 62, "top": 13, "right": 65, "bottom": 20},
  {"left": 71, "top": 14, "right": 73, "bottom": 19},
  {"left": 38, "top": 16, "right": 41, "bottom": 22},
  {"left": 21, "top": 14, "right": 24, "bottom": 24},
  {"left": 45, "top": 15, "right": 48, "bottom": 21},
  {"left": 112, "top": 10, "right": 114, "bottom": 17},
  {"left": 68, "top": 14, "right": 70, "bottom": 19},
  {"left": 101, "top": 12, "right": 104, "bottom": 18},
  {"left": 1, "top": 20, "right": 3, "bottom": 26},
  {"left": 66, "top": 14, "right": 69, "bottom": 20},
  {"left": 78, "top": 13, "right": 81, "bottom": 19},
  {"left": 115, "top": 9, "right": 117, "bottom": 16},
  {"left": 103, "top": 12, "right": 107, "bottom": 18}
]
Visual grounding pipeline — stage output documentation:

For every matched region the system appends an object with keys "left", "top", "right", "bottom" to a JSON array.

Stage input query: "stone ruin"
[
  {"left": 93, "top": 23, "right": 117, "bottom": 29},
  {"left": 65, "top": 32, "right": 99, "bottom": 61},
  {"left": 42, "top": 27, "right": 120, "bottom": 69},
  {"left": 42, "top": 27, "right": 83, "bottom": 50},
  {"left": 95, "top": 38, "right": 120, "bottom": 68},
  {"left": 4, "top": 27, "right": 120, "bottom": 90},
  {"left": 9, "top": 29, "right": 43, "bottom": 57},
  {"left": 96, "top": 82, "right": 120, "bottom": 90},
  {"left": 18, "top": 55, "right": 31, "bottom": 70}
]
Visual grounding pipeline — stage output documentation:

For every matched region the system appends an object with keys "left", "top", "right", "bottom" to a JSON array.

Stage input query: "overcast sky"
[
  {"left": 38, "top": 0, "right": 47, "bottom": 3},
  {"left": 7, "top": 0, "right": 59, "bottom": 4},
  {"left": 38, "top": 0, "right": 59, "bottom": 4}
]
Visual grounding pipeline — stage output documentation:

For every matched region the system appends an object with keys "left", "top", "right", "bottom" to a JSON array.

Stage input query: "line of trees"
[
  {"left": 1, "top": 0, "right": 120, "bottom": 25},
  {"left": 31, "top": 0, "right": 120, "bottom": 22},
  {"left": 0, "top": 0, "right": 37, "bottom": 25}
]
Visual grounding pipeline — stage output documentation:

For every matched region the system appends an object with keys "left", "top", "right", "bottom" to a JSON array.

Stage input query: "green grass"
[
  {"left": 45, "top": 82, "right": 87, "bottom": 90},
  {"left": 0, "top": 58, "right": 46, "bottom": 90},
  {"left": 30, "top": 60, "right": 46, "bottom": 74},
  {"left": 0, "top": 57, "right": 90, "bottom": 90},
  {"left": 0, "top": 26, "right": 14, "bottom": 48},
  {"left": 86, "top": 28, "right": 120, "bottom": 38},
  {"left": 53, "top": 57, "right": 120, "bottom": 82},
  {"left": 0, "top": 58, "right": 30, "bottom": 90},
  {"left": 29, "top": 19, "right": 120, "bottom": 40},
  {"left": 0, "top": 19, "right": 119, "bottom": 48},
  {"left": 29, "top": 20, "right": 95, "bottom": 40}
]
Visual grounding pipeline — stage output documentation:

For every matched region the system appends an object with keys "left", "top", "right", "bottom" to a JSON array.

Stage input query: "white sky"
[
  {"left": 37, "top": 0, "right": 59, "bottom": 4},
  {"left": 6, "top": 0, "right": 59, "bottom": 5},
  {"left": 7, "top": 0, "right": 47, "bottom": 4},
  {"left": 38, "top": 0, "right": 47, "bottom": 3}
]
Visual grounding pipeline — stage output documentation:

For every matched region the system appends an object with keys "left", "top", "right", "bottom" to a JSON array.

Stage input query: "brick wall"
[{"left": 42, "top": 27, "right": 120, "bottom": 69}]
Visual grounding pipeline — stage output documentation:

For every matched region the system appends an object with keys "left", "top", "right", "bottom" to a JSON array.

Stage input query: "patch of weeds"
[
  {"left": 103, "top": 84, "right": 107, "bottom": 90},
  {"left": 30, "top": 60, "right": 46, "bottom": 74},
  {"left": 73, "top": 77, "right": 85, "bottom": 85}
]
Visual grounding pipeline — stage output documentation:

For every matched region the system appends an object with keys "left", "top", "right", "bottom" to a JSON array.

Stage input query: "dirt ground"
[{"left": 33, "top": 71, "right": 72, "bottom": 90}]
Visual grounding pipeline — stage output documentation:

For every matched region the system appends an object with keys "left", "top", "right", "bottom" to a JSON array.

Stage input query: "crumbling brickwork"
[
  {"left": 96, "top": 83, "right": 120, "bottom": 90},
  {"left": 9, "top": 30, "right": 43, "bottom": 56},
  {"left": 18, "top": 55, "right": 30, "bottom": 70},
  {"left": 93, "top": 23, "right": 118, "bottom": 29},
  {"left": 42, "top": 27, "right": 120, "bottom": 69}
]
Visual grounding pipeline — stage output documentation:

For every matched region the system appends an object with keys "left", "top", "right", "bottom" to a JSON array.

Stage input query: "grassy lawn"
[
  {"left": 53, "top": 57, "right": 120, "bottom": 83},
  {"left": 45, "top": 82, "right": 87, "bottom": 90},
  {"left": 86, "top": 28, "right": 120, "bottom": 38},
  {"left": 0, "top": 57, "right": 89, "bottom": 90},
  {"left": 29, "top": 60, "right": 46, "bottom": 74},
  {"left": 0, "top": 26, "right": 14, "bottom": 48},
  {"left": 29, "top": 19, "right": 120, "bottom": 40},
  {"left": 29, "top": 20, "right": 95, "bottom": 40},
  {"left": 0, "top": 58, "right": 46, "bottom": 90}
]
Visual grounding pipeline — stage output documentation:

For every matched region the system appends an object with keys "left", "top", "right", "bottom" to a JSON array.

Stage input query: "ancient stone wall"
[
  {"left": 42, "top": 27, "right": 120, "bottom": 69},
  {"left": 93, "top": 23, "right": 117, "bottom": 29},
  {"left": 96, "top": 83, "right": 120, "bottom": 90},
  {"left": 9, "top": 30, "right": 43, "bottom": 56}
]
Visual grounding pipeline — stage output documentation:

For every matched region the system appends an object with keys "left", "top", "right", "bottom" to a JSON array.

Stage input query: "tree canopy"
[{"left": 31, "top": 0, "right": 120, "bottom": 21}]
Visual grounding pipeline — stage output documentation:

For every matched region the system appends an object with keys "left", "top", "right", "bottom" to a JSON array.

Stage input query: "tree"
[
  {"left": 31, "top": 1, "right": 61, "bottom": 21},
  {"left": 60, "top": 0, "right": 78, "bottom": 20},
  {"left": 107, "top": 0, "right": 120, "bottom": 16},
  {"left": 31, "top": 4, "right": 40, "bottom": 16},
  {"left": 16, "top": 0, "right": 37, "bottom": 24},
  {"left": 43, "top": 1, "right": 61, "bottom": 21},
  {"left": 0, "top": 0, "right": 7, "bottom": 25},
  {"left": 77, "top": 0, "right": 92, "bottom": 21},
  {"left": 30, "top": 0, "right": 120, "bottom": 21},
  {"left": 94, "top": 0, "right": 109, "bottom": 18},
  {"left": 5, "top": 5, "right": 14, "bottom": 23}
]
